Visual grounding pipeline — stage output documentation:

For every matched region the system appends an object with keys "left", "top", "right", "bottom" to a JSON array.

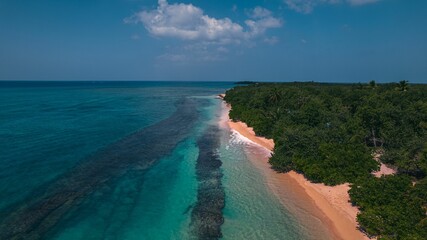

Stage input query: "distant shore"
[{"left": 219, "top": 94, "right": 369, "bottom": 240}]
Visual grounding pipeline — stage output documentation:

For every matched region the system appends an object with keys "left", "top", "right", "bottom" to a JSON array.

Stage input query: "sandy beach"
[{"left": 220, "top": 98, "right": 369, "bottom": 240}]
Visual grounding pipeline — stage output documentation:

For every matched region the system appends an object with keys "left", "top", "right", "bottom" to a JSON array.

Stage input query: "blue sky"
[{"left": 0, "top": 0, "right": 426, "bottom": 82}]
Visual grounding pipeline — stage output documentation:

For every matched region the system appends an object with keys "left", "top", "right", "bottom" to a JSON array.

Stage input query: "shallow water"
[
  {"left": 0, "top": 82, "right": 316, "bottom": 239},
  {"left": 220, "top": 131, "right": 309, "bottom": 240}
]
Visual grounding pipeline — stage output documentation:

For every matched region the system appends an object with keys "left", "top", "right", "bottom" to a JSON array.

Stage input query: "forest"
[{"left": 224, "top": 81, "right": 427, "bottom": 239}]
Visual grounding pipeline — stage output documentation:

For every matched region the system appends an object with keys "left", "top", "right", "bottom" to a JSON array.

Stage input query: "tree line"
[{"left": 224, "top": 81, "right": 427, "bottom": 239}]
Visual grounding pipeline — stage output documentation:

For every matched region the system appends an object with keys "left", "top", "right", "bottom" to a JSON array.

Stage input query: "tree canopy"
[{"left": 224, "top": 82, "right": 427, "bottom": 239}]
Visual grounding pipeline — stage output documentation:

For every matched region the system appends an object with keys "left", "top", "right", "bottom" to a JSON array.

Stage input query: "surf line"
[
  {"left": 190, "top": 125, "right": 225, "bottom": 239},
  {"left": 0, "top": 98, "right": 199, "bottom": 240}
]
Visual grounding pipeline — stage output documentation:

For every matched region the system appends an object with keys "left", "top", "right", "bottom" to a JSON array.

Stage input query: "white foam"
[
  {"left": 229, "top": 130, "right": 272, "bottom": 155},
  {"left": 229, "top": 130, "right": 253, "bottom": 145}
]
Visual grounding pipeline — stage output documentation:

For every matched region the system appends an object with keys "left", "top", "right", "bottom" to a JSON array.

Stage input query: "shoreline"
[{"left": 220, "top": 97, "right": 368, "bottom": 240}]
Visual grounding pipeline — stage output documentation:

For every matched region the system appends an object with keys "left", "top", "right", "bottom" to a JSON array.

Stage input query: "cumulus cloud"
[
  {"left": 250, "top": 6, "right": 274, "bottom": 19},
  {"left": 284, "top": 0, "right": 382, "bottom": 14},
  {"left": 245, "top": 8, "right": 283, "bottom": 37},
  {"left": 126, "top": 0, "right": 282, "bottom": 43},
  {"left": 284, "top": 0, "right": 339, "bottom": 14}
]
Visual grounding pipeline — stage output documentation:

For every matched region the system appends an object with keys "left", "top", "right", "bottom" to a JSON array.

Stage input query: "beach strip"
[{"left": 222, "top": 100, "right": 369, "bottom": 240}]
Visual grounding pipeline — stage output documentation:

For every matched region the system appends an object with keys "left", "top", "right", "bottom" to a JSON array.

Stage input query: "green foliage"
[
  {"left": 397, "top": 80, "right": 409, "bottom": 91},
  {"left": 369, "top": 80, "right": 377, "bottom": 89},
  {"left": 349, "top": 176, "right": 426, "bottom": 239},
  {"left": 224, "top": 82, "right": 427, "bottom": 239}
]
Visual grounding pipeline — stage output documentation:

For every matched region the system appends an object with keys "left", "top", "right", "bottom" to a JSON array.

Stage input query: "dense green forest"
[{"left": 224, "top": 82, "right": 427, "bottom": 239}]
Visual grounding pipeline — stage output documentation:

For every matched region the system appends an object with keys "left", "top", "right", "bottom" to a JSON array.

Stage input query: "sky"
[{"left": 0, "top": 0, "right": 426, "bottom": 82}]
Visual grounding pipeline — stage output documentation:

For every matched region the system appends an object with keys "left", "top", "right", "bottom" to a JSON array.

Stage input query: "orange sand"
[
  {"left": 222, "top": 99, "right": 369, "bottom": 240},
  {"left": 372, "top": 163, "right": 396, "bottom": 177},
  {"left": 372, "top": 152, "right": 396, "bottom": 178},
  {"left": 228, "top": 121, "right": 275, "bottom": 151}
]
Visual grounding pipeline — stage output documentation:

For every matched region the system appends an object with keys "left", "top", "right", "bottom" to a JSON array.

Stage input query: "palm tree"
[
  {"left": 263, "top": 107, "right": 283, "bottom": 121},
  {"left": 397, "top": 80, "right": 409, "bottom": 91},
  {"left": 369, "top": 80, "right": 377, "bottom": 89},
  {"left": 268, "top": 88, "right": 283, "bottom": 104}
]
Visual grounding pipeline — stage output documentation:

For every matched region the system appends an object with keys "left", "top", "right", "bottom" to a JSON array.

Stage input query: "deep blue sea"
[{"left": 0, "top": 81, "right": 317, "bottom": 240}]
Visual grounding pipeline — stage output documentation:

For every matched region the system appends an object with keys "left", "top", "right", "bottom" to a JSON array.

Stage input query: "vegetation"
[
  {"left": 234, "top": 81, "right": 258, "bottom": 85},
  {"left": 349, "top": 176, "right": 427, "bottom": 239},
  {"left": 224, "top": 82, "right": 427, "bottom": 239}
]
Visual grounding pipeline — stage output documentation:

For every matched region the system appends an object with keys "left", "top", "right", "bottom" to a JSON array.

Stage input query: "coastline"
[{"left": 220, "top": 96, "right": 368, "bottom": 240}]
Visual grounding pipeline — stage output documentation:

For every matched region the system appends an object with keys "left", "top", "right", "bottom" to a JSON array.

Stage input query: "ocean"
[{"left": 0, "top": 81, "right": 310, "bottom": 240}]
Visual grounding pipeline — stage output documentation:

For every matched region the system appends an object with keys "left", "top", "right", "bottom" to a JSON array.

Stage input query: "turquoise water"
[
  {"left": 220, "top": 131, "right": 308, "bottom": 240},
  {"left": 0, "top": 82, "right": 309, "bottom": 239}
]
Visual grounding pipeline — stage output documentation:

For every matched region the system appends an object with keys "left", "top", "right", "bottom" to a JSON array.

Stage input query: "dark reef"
[
  {"left": 0, "top": 98, "right": 198, "bottom": 240},
  {"left": 190, "top": 125, "right": 225, "bottom": 240}
]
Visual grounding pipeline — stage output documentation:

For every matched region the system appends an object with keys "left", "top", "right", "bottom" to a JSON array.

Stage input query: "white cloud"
[
  {"left": 157, "top": 53, "right": 187, "bottom": 62},
  {"left": 232, "top": 4, "right": 238, "bottom": 12},
  {"left": 126, "top": 1, "right": 282, "bottom": 63},
  {"left": 131, "top": 34, "right": 141, "bottom": 40},
  {"left": 126, "top": 0, "right": 282, "bottom": 43},
  {"left": 264, "top": 36, "right": 279, "bottom": 45},
  {"left": 347, "top": 0, "right": 382, "bottom": 5},
  {"left": 284, "top": 0, "right": 339, "bottom": 14},
  {"left": 284, "top": 0, "right": 382, "bottom": 13},
  {"left": 250, "top": 6, "right": 273, "bottom": 19},
  {"left": 217, "top": 46, "right": 229, "bottom": 53},
  {"left": 245, "top": 7, "right": 282, "bottom": 37},
  {"left": 125, "top": 0, "right": 243, "bottom": 42}
]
